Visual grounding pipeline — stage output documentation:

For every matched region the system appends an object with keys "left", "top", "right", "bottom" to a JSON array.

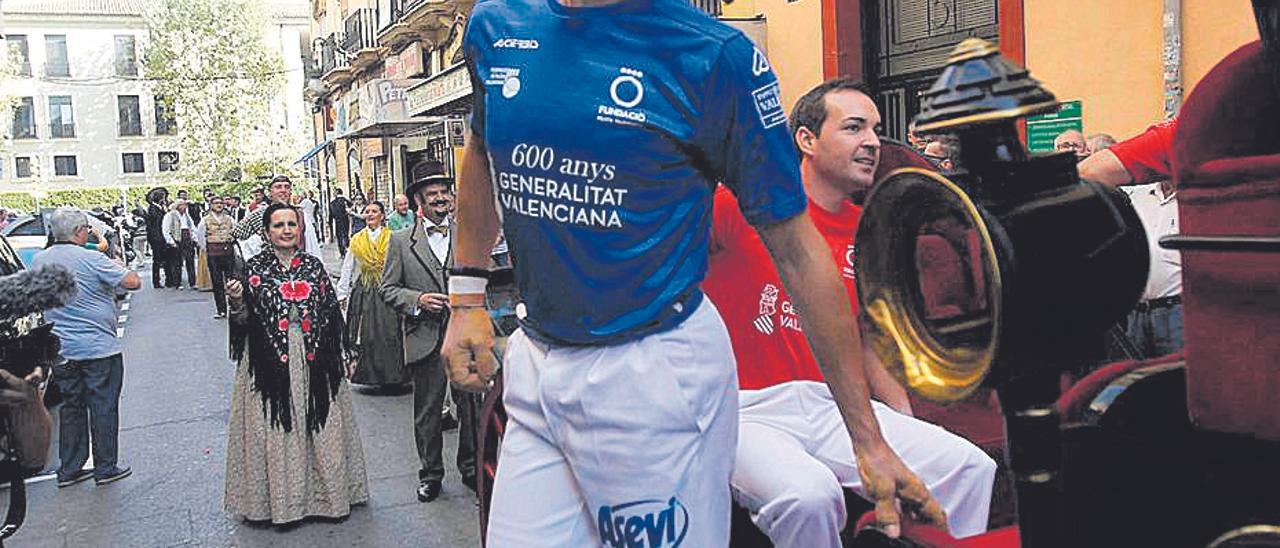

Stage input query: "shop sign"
[
  {"left": 349, "top": 78, "right": 424, "bottom": 129},
  {"left": 385, "top": 42, "right": 425, "bottom": 79},
  {"left": 363, "top": 137, "right": 385, "bottom": 158},
  {"left": 1027, "top": 100, "right": 1083, "bottom": 153},
  {"left": 407, "top": 63, "right": 472, "bottom": 116}
]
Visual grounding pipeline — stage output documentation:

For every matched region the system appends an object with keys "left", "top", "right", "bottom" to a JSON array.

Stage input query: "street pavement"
[{"left": 13, "top": 246, "right": 483, "bottom": 547}]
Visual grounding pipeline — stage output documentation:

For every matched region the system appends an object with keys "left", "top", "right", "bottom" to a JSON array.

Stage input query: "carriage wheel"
[{"left": 475, "top": 374, "right": 506, "bottom": 545}]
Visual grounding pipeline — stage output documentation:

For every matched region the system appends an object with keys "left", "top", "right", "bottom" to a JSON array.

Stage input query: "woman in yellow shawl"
[{"left": 335, "top": 201, "right": 409, "bottom": 389}]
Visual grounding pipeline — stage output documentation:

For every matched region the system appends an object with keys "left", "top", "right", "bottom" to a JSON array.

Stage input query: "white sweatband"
[{"left": 448, "top": 275, "right": 488, "bottom": 295}]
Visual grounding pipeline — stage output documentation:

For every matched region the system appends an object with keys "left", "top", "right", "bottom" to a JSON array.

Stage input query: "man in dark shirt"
[
  {"left": 144, "top": 188, "right": 171, "bottom": 289},
  {"left": 328, "top": 188, "right": 352, "bottom": 257}
]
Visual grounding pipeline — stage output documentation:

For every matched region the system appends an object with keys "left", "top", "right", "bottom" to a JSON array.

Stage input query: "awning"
[
  {"left": 294, "top": 139, "right": 332, "bottom": 165},
  {"left": 336, "top": 116, "right": 446, "bottom": 140}
]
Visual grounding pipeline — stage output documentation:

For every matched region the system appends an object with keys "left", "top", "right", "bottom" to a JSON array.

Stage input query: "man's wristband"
[
  {"left": 448, "top": 274, "right": 488, "bottom": 295},
  {"left": 449, "top": 293, "right": 487, "bottom": 309},
  {"left": 448, "top": 266, "right": 491, "bottom": 279}
]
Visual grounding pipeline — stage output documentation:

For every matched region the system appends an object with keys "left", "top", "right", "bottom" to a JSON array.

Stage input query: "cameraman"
[{"left": 0, "top": 368, "right": 51, "bottom": 472}]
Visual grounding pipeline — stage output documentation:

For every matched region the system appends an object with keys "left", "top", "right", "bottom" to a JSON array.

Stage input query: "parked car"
[
  {"left": 2, "top": 216, "right": 47, "bottom": 267},
  {"left": 2, "top": 210, "right": 114, "bottom": 266}
]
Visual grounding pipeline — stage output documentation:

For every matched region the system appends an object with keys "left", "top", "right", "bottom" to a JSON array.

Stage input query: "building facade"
[
  {"left": 302, "top": 0, "right": 755, "bottom": 207},
  {"left": 755, "top": 0, "right": 1259, "bottom": 143},
  {"left": 0, "top": 0, "right": 312, "bottom": 198}
]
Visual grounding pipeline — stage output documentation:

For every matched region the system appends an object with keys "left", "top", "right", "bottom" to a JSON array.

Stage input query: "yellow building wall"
[
  {"left": 1026, "top": 0, "right": 1258, "bottom": 141},
  {"left": 746, "top": 0, "right": 825, "bottom": 112},
  {"left": 1183, "top": 0, "right": 1257, "bottom": 96}
]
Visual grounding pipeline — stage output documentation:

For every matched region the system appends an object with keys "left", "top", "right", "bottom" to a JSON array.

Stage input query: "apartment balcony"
[
  {"left": 319, "top": 33, "right": 356, "bottom": 89},
  {"left": 344, "top": 8, "right": 385, "bottom": 71},
  {"left": 377, "top": 0, "right": 468, "bottom": 49},
  {"left": 691, "top": 0, "right": 721, "bottom": 18}
]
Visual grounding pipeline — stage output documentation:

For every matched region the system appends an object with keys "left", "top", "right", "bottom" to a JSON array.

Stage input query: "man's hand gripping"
[
  {"left": 442, "top": 293, "right": 498, "bottom": 392},
  {"left": 857, "top": 439, "right": 949, "bottom": 538}
]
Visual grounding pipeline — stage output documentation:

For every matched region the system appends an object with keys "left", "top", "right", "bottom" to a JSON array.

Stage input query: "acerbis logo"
[
  {"left": 493, "top": 38, "right": 539, "bottom": 49},
  {"left": 597, "top": 497, "right": 689, "bottom": 548},
  {"left": 752, "top": 47, "right": 770, "bottom": 77}
]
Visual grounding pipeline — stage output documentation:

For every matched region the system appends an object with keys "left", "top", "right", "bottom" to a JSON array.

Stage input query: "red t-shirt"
[
  {"left": 1110, "top": 117, "right": 1177, "bottom": 185},
  {"left": 704, "top": 186, "right": 862, "bottom": 390}
]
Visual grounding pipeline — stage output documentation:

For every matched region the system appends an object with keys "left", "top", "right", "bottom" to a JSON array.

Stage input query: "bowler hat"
[{"left": 406, "top": 174, "right": 454, "bottom": 211}]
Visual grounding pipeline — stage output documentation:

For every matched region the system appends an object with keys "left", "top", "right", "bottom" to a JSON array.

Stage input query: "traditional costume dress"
[
  {"left": 336, "top": 226, "right": 409, "bottom": 386},
  {"left": 195, "top": 248, "right": 213, "bottom": 290},
  {"left": 224, "top": 251, "right": 369, "bottom": 524}
]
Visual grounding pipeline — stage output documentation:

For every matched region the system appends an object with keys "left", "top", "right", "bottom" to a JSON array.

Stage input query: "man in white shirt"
[
  {"left": 1124, "top": 180, "right": 1183, "bottom": 357},
  {"left": 297, "top": 191, "right": 322, "bottom": 252},
  {"left": 162, "top": 200, "right": 197, "bottom": 289}
]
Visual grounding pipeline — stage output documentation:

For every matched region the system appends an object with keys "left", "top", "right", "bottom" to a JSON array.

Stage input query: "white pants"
[
  {"left": 732, "top": 381, "right": 997, "bottom": 545},
  {"left": 487, "top": 300, "right": 739, "bottom": 548}
]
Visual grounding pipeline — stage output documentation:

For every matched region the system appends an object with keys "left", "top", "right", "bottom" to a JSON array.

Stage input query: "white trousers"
[
  {"left": 731, "top": 381, "right": 997, "bottom": 546},
  {"left": 487, "top": 300, "right": 739, "bottom": 548}
]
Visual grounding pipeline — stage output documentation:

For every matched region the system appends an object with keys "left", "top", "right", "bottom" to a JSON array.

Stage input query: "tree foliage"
[
  {"left": 143, "top": 0, "right": 295, "bottom": 183},
  {"left": 0, "top": 39, "right": 26, "bottom": 146}
]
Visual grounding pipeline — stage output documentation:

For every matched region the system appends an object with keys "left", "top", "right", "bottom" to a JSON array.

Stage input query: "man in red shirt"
[
  {"left": 1079, "top": 117, "right": 1183, "bottom": 357},
  {"left": 704, "top": 79, "right": 996, "bottom": 545},
  {"left": 1078, "top": 117, "right": 1176, "bottom": 187}
]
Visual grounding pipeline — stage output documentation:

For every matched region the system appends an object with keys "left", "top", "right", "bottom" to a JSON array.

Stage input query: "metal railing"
[
  {"left": 319, "top": 33, "right": 344, "bottom": 74},
  {"left": 344, "top": 8, "right": 379, "bottom": 53},
  {"left": 691, "top": 0, "right": 721, "bottom": 17},
  {"left": 49, "top": 122, "right": 75, "bottom": 139},
  {"left": 382, "top": 0, "right": 430, "bottom": 30}
]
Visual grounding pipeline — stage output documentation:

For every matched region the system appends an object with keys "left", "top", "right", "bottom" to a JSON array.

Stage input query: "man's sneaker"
[
  {"left": 417, "top": 479, "right": 441, "bottom": 503},
  {"left": 57, "top": 470, "right": 93, "bottom": 488},
  {"left": 94, "top": 467, "right": 132, "bottom": 486}
]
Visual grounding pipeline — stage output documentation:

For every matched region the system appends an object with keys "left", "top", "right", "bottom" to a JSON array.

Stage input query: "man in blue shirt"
[
  {"left": 444, "top": 1, "right": 946, "bottom": 545},
  {"left": 33, "top": 208, "right": 141, "bottom": 487}
]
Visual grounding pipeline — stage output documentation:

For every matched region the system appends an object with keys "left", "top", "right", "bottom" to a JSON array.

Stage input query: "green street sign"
[{"left": 1026, "top": 100, "right": 1083, "bottom": 153}]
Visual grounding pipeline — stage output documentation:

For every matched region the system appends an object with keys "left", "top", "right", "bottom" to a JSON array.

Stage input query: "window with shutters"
[
  {"left": 118, "top": 95, "right": 142, "bottom": 136},
  {"left": 122, "top": 153, "right": 145, "bottom": 173},
  {"left": 54, "top": 155, "right": 78, "bottom": 177},
  {"left": 11, "top": 97, "right": 35, "bottom": 139},
  {"left": 159, "top": 151, "right": 180, "bottom": 172},
  {"left": 14, "top": 157, "right": 32, "bottom": 179},
  {"left": 115, "top": 35, "right": 138, "bottom": 77},
  {"left": 7, "top": 36, "right": 30, "bottom": 76},
  {"left": 49, "top": 96, "right": 75, "bottom": 138},
  {"left": 155, "top": 96, "right": 178, "bottom": 135},
  {"left": 45, "top": 35, "right": 69, "bottom": 77}
]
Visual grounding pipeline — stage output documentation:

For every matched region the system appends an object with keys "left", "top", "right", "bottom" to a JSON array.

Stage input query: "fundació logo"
[{"left": 597, "top": 497, "right": 689, "bottom": 548}]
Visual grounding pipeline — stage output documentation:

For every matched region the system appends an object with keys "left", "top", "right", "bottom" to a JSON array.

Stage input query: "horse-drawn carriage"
[{"left": 469, "top": 6, "right": 1280, "bottom": 545}]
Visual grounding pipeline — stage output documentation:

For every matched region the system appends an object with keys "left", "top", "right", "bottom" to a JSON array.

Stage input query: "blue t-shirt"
[
  {"left": 464, "top": 0, "right": 805, "bottom": 345},
  {"left": 31, "top": 244, "right": 128, "bottom": 361}
]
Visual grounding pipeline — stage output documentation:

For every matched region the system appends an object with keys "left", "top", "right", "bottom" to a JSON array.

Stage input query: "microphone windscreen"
[{"left": 0, "top": 264, "right": 78, "bottom": 319}]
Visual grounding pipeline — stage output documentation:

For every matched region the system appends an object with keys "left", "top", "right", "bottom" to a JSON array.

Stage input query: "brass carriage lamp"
[{"left": 855, "top": 38, "right": 1150, "bottom": 548}]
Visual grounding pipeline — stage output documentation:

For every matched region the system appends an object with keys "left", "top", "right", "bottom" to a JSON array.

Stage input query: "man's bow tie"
[{"left": 427, "top": 225, "right": 449, "bottom": 236}]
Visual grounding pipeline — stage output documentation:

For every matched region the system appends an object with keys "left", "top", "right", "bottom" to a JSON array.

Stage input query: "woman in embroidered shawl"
[
  {"left": 223, "top": 203, "right": 368, "bottom": 524},
  {"left": 336, "top": 201, "right": 408, "bottom": 388}
]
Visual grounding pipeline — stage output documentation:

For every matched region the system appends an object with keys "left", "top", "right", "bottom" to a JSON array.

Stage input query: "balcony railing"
[
  {"left": 319, "top": 33, "right": 343, "bottom": 74},
  {"left": 50, "top": 122, "right": 75, "bottom": 139},
  {"left": 344, "top": 8, "right": 379, "bottom": 53},
  {"left": 691, "top": 0, "right": 721, "bottom": 17},
  {"left": 382, "top": 0, "right": 431, "bottom": 30}
]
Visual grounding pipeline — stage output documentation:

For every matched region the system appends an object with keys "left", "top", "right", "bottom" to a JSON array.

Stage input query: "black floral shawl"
[{"left": 230, "top": 251, "right": 349, "bottom": 434}]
